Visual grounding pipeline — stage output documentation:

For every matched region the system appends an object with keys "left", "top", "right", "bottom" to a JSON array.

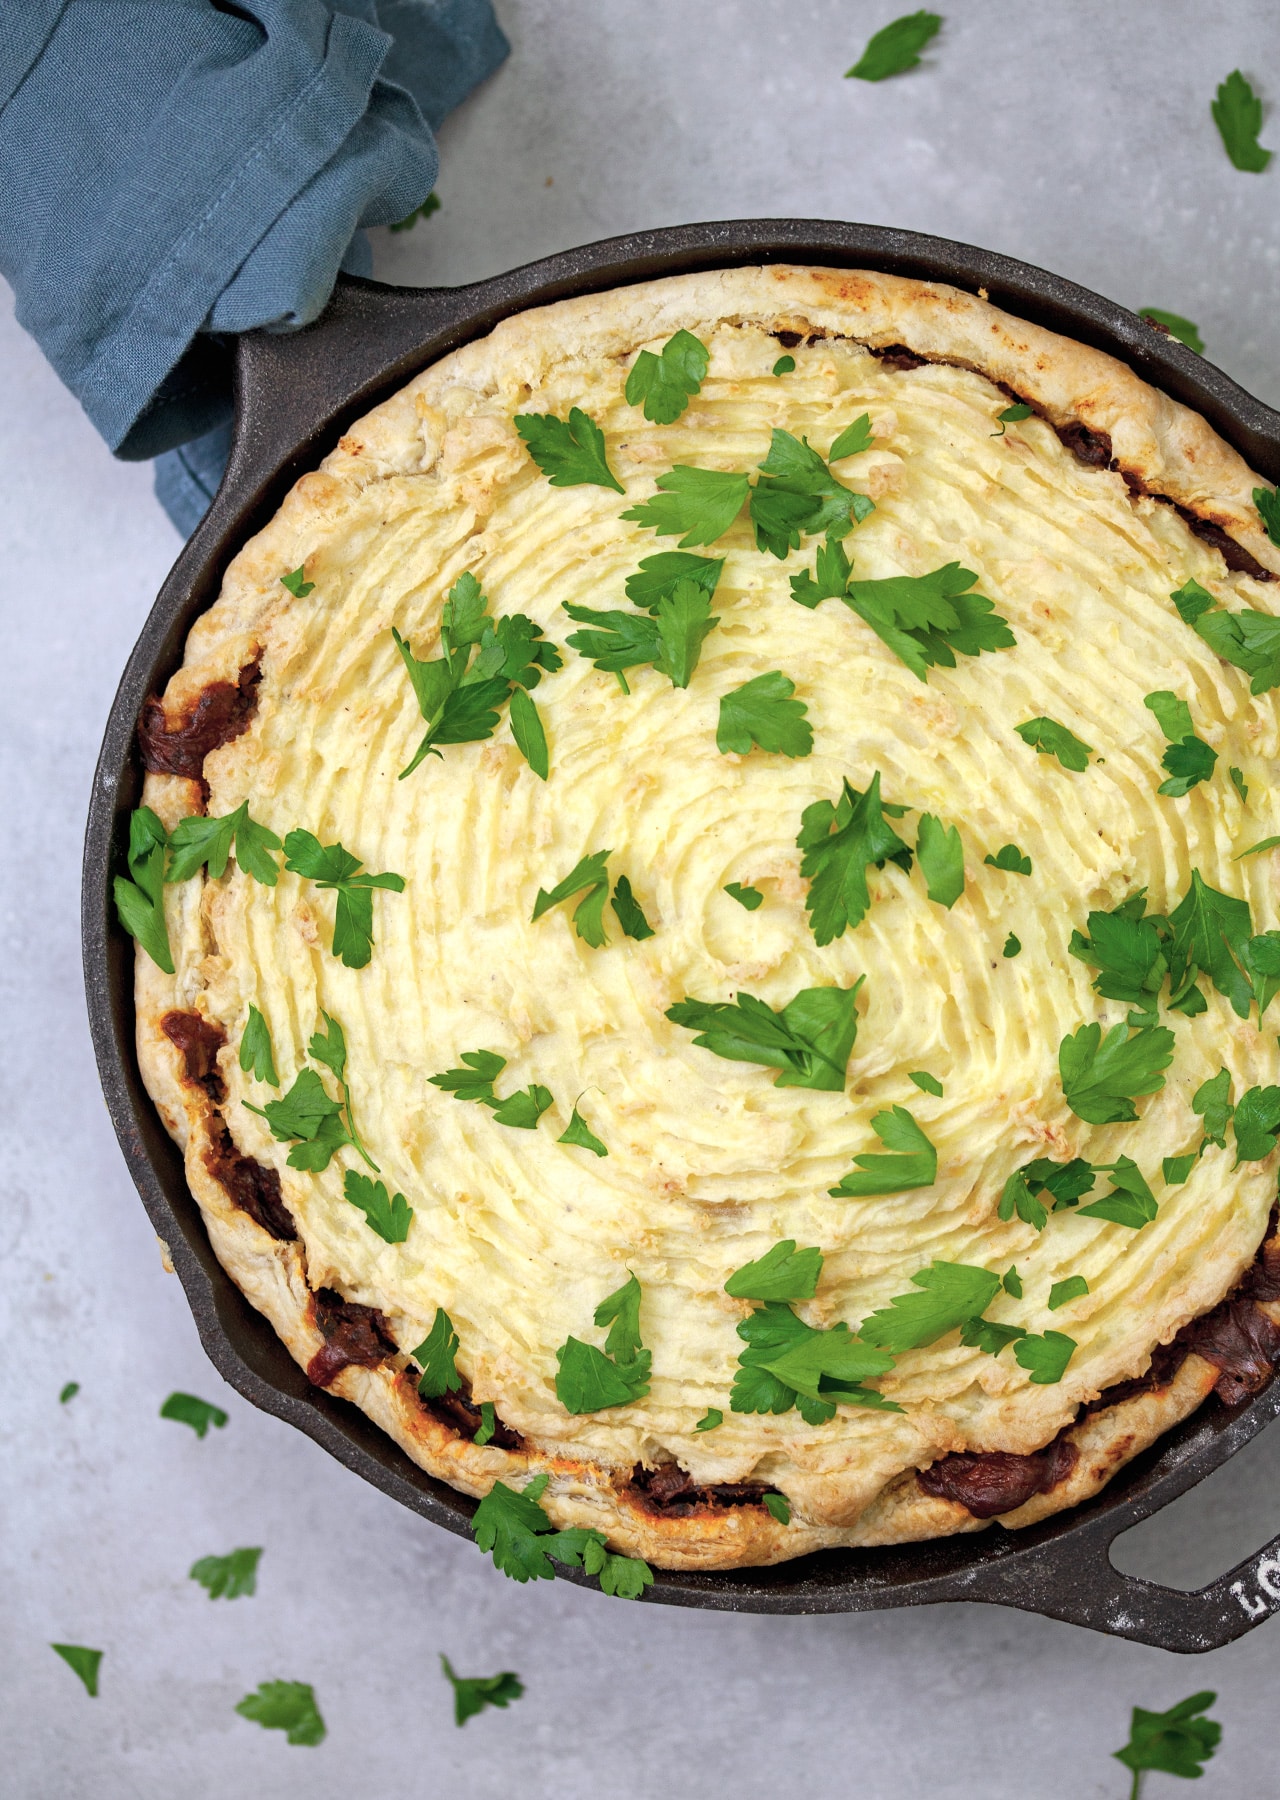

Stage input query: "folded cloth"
[{"left": 0, "top": 0, "right": 506, "bottom": 532}]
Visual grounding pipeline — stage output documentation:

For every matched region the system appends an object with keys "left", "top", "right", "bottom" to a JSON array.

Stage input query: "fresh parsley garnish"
[
  {"left": 858, "top": 1262, "right": 999, "bottom": 1353},
  {"left": 558, "top": 1099, "right": 608, "bottom": 1156},
  {"left": 985, "top": 843, "right": 1032, "bottom": 875},
  {"left": 731, "top": 1302, "right": 898, "bottom": 1423},
  {"left": 829, "top": 1106, "right": 938, "bottom": 1197},
  {"left": 532, "top": 850, "right": 612, "bottom": 945},
  {"left": 1048, "top": 1276, "right": 1089, "bottom": 1311},
  {"left": 1171, "top": 578, "right": 1280, "bottom": 696},
  {"left": 555, "top": 1273, "right": 651, "bottom": 1412},
  {"left": 992, "top": 402, "right": 1034, "bottom": 436},
  {"left": 1059, "top": 1021, "right": 1174, "bottom": 1124},
  {"left": 1194, "top": 1066, "right": 1234, "bottom": 1148},
  {"left": 280, "top": 565, "right": 315, "bottom": 598},
  {"left": 166, "top": 802, "right": 282, "bottom": 885},
  {"left": 236, "top": 1680, "right": 326, "bottom": 1747},
  {"left": 696, "top": 1408, "right": 723, "bottom": 1431},
  {"left": 621, "top": 466, "right": 750, "bottom": 547},
  {"left": 1069, "top": 894, "right": 1171, "bottom": 1022},
  {"left": 343, "top": 1170, "right": 412, "bottom": 1243},
  {"left": 610, "top": 876, "right": 654, "bottom": 943},
  {"left": 1114, "top": 1690, "right": 1221, "bottom": 1793},
  {"left": 1003, "top": 933, "right": 1022, "bottom": 958},
  {"left": 725, "top": 1239, "right": 824, "bottom": 1302},
  {"left": 716, "top": 671, "right": 813, "bottom": 757},
  {"left": 772, "top": 354, "right": 795, "bottom": 375},
  {"left": 1234, "top": 1085, "right": 1280, "bottom": 1164},
  {"left": 797, "top": 772, "right": 911, "bottom": 943},
  {"left": 844, "top": 563, "right": 1015, "bottom": 682},
  {"left": 440, "top": 1655, "right": 524, "bottom": 1727},
  {"left": 113, "top": 806, "right": 173, "bottom": 973},
  {"left": 829, "top": 414, "right": 875, "bottom": 460},
  {"left": 666, "top": 981, "right": 862, "bottom": 1091},
  {"left": 1013, "top": 1330, "right": 1076, "bottom": 1385},
  {"left": 624, "top": 550, "right": 723, "bottom": 611},
  {"left": 749, "top": 428, "right": 875, "bottom": 559},
  {"left": 281, "top": 830, "right": 404, "bottom": 968},
  {"left": 51, "top": 1644, "right": 102, "bottom": 1696},
  {"left": 845, "top": 10, "right": 942, "bottom": 81},
  {"left": 1144, "top": 691, "right": 1217, "bottom": 796},
  {"left": 625, "top": 330, "right": 709, "bottom": 424},
  {"left": 514, "top": 407, "right": 623, "bottom": 491},
  {"left": 908, "top": 1069, "right": 943, "bottom": 1096},
  {"left": 763, "top": 1493, "right": 791, "bottom": 1525},
  {"left": 916, "top": 812, "right": 965, "bottom": 906},
  {"left": 474, "top": 1402, "right": 496, "bottom": 1445},
  {"left": 1257, "top": 485, "right": 1280, "bottom": 545},
  {"left": 1236, "top": 834, "right": 1280, "bottom": 859},
  {"left": 960, "top": 1316, "right": 1027, "bottom": 1356},
  {"left": 1077, "top": 1157, "right": 1159, "bottom": 1228},
  {"left": 1169, "top": 869, "right": 1256, "bottom": 1018},
  {"left": 565, "top": 578, "right": 720, "bottom": 692},
  {"left": 790, "top": 533, "right": 855, "bottom": 609},
  {"left": 411, "top": 1309, "right": 462, "bottom": 1399},
  {"left": 59, "top": 1381, "right": 79, "bottom": 1404},
  {"left": 388, "top": 189, "right": 440, "bottom": 231},
  {"left": 724, "top": 880, "right": 763, "bottom": 910},
  {"left": 160, "top": 1391, "right": 228, "bottom": 1437},
  {"left": 190, "top": 1546, "right": 262, "bottom": 1599},
  {"left": 1163, "top": 1152, "right": 1198, "bottom": 1185},
  {"left": 998, "top": 1156, "right": 1098, "bottom": 1231},
  {"left": 1002, "top": 1267, "right": 1023, "bottom": 1298},
  {"left": 239, "top": 1004, "right": 278, "bottom": 1085},
  {"left": 1212, "top": 70, "right": 1272, "bottom": 172},
  {"left": 428, "top": 1048, "right": 553, "bottom": 1130},
  {"left": 245, "top": 1012, "right": 377, "bottom": 1170},
  {"left": 472, "top": 1472, "right": 654, "bottom": 1596},
  {"left": 1014, "top": 716, "right": 1093, "bottom": 771},
  {"left": 1139, "top": 308, "right": 1204, "bottom": 355}
]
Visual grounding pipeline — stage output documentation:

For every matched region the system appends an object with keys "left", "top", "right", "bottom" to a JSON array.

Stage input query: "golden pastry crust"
[{"left": 134, "top": 267, "right": 1280, "bottom": 1570}]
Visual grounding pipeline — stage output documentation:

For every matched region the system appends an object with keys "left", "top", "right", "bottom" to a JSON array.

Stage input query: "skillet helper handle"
[{"left": 968, "top": 1505, "right": 1280, "bottom": 1652}]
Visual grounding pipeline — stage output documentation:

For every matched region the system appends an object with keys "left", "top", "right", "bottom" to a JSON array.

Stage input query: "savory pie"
[{"left": 130, "top": 265, "right": 1280, "bottom": 1574}]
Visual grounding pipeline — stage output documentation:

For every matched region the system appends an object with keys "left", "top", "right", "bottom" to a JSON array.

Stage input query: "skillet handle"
[{"left": 966, "top": 1502, "right": 1280, "bottom": 1652}]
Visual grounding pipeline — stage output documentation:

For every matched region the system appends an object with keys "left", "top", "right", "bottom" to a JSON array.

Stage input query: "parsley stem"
[
  {"left": 342, "top": 1080, "right": 380, "bottom": 1173},
  {"left": 1130, "top": 1774, "right": 1141, "bottom": 1800}
]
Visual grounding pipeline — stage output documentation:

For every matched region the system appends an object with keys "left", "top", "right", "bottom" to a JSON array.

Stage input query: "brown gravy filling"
[
  {"left": 415, "top": 1379, "right": 526, "bottom": 1452},
  {"left": 307, "top": 1288, "right": 397, "bottom": 1388},
  {"left": 138, "top": 656, "right": 262, "bottom": 787},
  {"left": 919, "top": 1438, "right": 1079, "bottom": 1520},
  {"left": 160, "top": 1010, "right": 227, "bottom": 1103},
  {"left": 628, "top": 1462, "right": 776, "bottom": 1517}
]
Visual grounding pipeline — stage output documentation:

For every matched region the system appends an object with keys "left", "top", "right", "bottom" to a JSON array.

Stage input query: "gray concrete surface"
[{"left": 3, "top": 4, "right": 1280, "bottom": 1795}]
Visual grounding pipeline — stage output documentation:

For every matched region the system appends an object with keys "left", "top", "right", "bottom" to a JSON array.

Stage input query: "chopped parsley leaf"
[
  {"left": 556, "top": 1274, "right": 651, "bottom": 1413},
  {"left": 797, "top": 771, "right": 912, "bottom": 944},
  {"left": 1236, "top": 833, "right": 1280, "bottom": 860},
  {"left": 542, "top": 1522, "right": 654, "bottom": 1598},
  {"left": 1163, "top": 1152, "right": 1198, "bottom": 1185},
  {"left": 472, "top": 1475, "right": 559, "bottom": 1582},
  {"left": 1233, "top": 1085, "right": 1280, "bottom": 1163},
  {"left": 845, "top": 563, "right": 1015, "bottom": 682},
  {"left": 113, "top": 806, "right": 173, "bottom": 973},
  {"left": 565, "top": 579, "right": 720, "bottom": 691},
  {"left": 916, "top": 812, "right": 965, "bottom": 907},
  {"left": 725, "top": 1239, "right": 823, "bottom": 1302},
  {"left": 190, "top": 1546, "right": 262, "bottom": 1600},
  {"left": 621, "top": 465, "right": 750, "bottom": 547},
  {"left": 429, "top": 1048, "right": 506, "bottom": 1106},
  {"left": 1139, "top": 308, "right": 1204, "bottom": 355},
  {"left": 1003, "top": 1267, "right": 1023, "bottom": 1298},
  {"left": 1145, "top": 690, "right": 1217, "bottom": 796},
  {"left": 440, "top": 1656, "right": 523, "bottom": 1727},
  {"left": 1114, "top": 1690, "right": 1221, "bottom": 1788},
  {"left": 1013, "top": 1331, "right": 1076, "bottom": 1385},
  {"left": 1014, "top": 716, "right": 1093, "bottom": 771},
  {"left": 508, "top": 686, "right": 548, "bottom": 780},
  {"left": 696, "top": 1408, "right": 723, "bottom": 1431},
  {"left": 160, "top": 1392, "right": 228, "bottom": 1437},
  {"left": 859, "top": 1262, "right": 1000, "bottom": 1353},
  {"left": 772, "top": 354, "right": 795, "bottom": 375},
  {"left": 992, "top": 402, "right": 1034, "bottom": 436},
  {"left": 998, "top": 1156, "right": 1097, "bottom": 1230},
  {"left": 1168, "top": 870, "right": 1255, "bottom": 1018},
  {"left": 829, "top": 1105, "right": 937, "bottom": 1197},
  {"left": 1059, "top": 1021, "right": 1174, "bottom": 1124},
  {"left": 1257, "top": 485, "right": 1280, "bottom": 545},
  {"left": 388, "top": 189, "right": 440, "bottom": 230},
  {"left": 1212, "top": 71, "right": 1272, "bottom": 173},
  {"left": 959, "top": 1317, "right": 1026, "bottom": 1355},
  {"left": 1230, "top": 767, "right": 1250, "bottom": 802},
  {"left": 239, "top": 1004, "right": 278, "bottom": 1085},
  {"left": 624, "top": 330, "right": 709, "bottom": 424},
  {"left": 763, "top": 1493, "right": 791, "bottom": 1525},
  {"left": 829, "top": 414, "right": 875, "bottom": 460},
  {"left": 59, "top": 1381, "right": 79, "bottom": 1404},
  {"left": 1048, "top": 1275, "right": 1089, "bottom": 1311},
  {"left": 281, "top": 830, "right": 404, "bottom": 968},
  {"left": 532, "top": 849, "right": 612, "bottom": 945},
  {"left": 985, "top": 843, "right": 1032, "bottom": 876},
  {"left": 732, "top": 1302, "right": 898, "bottom": 1422},
  {"left": 280, "top": 565, "right": 315, "bottom": 598},
  {"left": 611, "top": 881, "right": 652, "bottom": 942},
  {"left": 235, "top": 1681, "right": 325, "bottom": 1747},
  {"left": 246, "top": 1013, "right": 377, "bottom": 1170},
  {"left": 51, "top": 1644, "right": 102, "bottom": 1697},
  {"left": 666, "top": 981, "right": 862, "bottom": 1091},
  {"left": 749, "top": 428, "right": 874, "bottom": 559},
  {"left": 845, "top": 10, "right": 942, "bottom": 81},
  {"left": 790, "top": 532, "right": 853, "bottom": 609},
  {"left": 624, "top": 552, "right": 723, "bottom": 611},
  {"left": 412, "top": 1309, "right": 462, "bottom": 1400},
  {"left": 1003, "top": 933, "right": 1022, "bottom": 958},
  {"left": 908, "top": 1070, "right": 943, "bottom": 1096},
  {"left": 474, "top": 1402, "right": 496, "bottom": 1446},
  {"left": 558, "top": 1100, "right": 608, "bottom": 1156},
  {"left": 716, "top": 670, "right": 813, "bottom": 757},
  {"left": 724, "top": 880, "right": 763, "bottom": 910},
  {"left": 514, "top": 406, "right": 623, "bottom": 491},
  {"left": 1194, "top": 1067, "right": 1234, "bottom": 1148},
  {"left": 1069, "top": 894, "right": 1171, "bottom": 1021},
  {"left": 166, "top": 802, "right": 282, "bottom": 886},
  {"left": 490, "top": 1084, "right": 554, "bottom": 1130},
  {"left": 343, "top": 1170, "right": 412, "bottom": 1243},
  {"left": 1171, "top": 579, "right": 1280, "bottom": 696},
  {"left": 1077, "top": 1156, "right": 1158, "bottom": 1228}
]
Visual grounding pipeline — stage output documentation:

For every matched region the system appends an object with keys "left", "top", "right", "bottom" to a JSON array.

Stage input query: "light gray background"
[{"left": 4, "top": 4, "right": 1280, "bottom": 1795}]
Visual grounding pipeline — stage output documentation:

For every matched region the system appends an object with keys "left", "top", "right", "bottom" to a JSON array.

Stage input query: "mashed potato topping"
[{"left": 146, "top": 269, "right": 1280, "bottom": 1544}]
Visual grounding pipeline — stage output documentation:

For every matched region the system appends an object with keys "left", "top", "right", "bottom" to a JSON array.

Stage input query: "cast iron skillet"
[{"left": 83, "top": 219, "right": 1280, "bottom": 1650}]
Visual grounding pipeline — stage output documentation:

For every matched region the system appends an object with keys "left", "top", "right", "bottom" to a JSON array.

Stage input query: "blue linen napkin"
[{"left": 0, "top": 0, "right": 507, "bottom": 534}]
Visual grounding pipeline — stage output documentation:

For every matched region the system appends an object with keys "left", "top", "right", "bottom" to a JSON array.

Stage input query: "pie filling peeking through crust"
[{"left": 131, "top": 266, "right": 1280, "bottom": 1575}]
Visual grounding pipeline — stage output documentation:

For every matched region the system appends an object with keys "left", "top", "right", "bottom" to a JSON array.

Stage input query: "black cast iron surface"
[{"left": 84, "top": 219, "right": 1280, "bottom": 1649}]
